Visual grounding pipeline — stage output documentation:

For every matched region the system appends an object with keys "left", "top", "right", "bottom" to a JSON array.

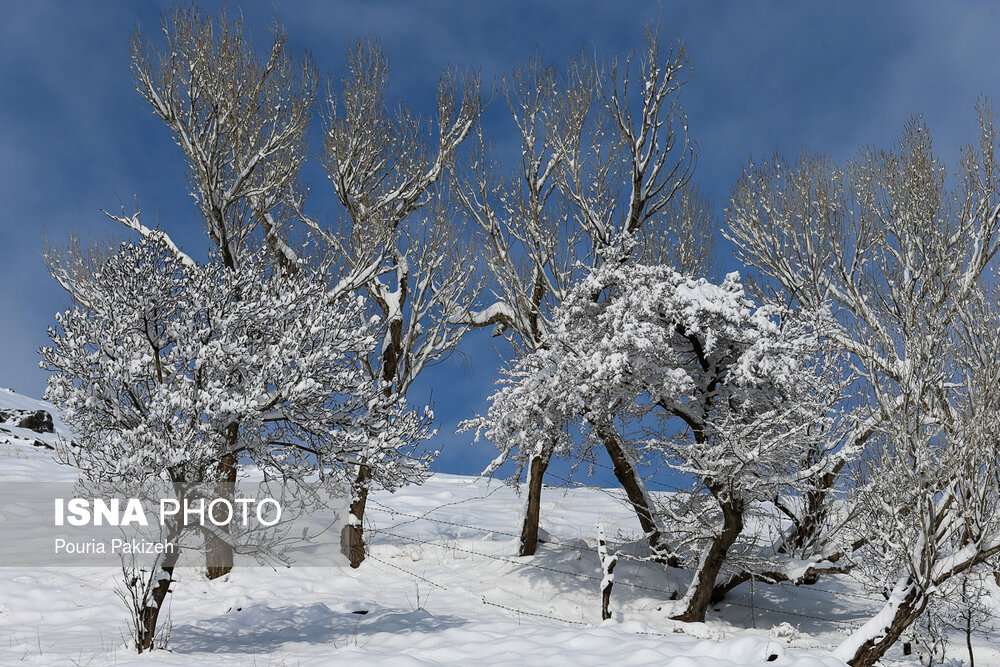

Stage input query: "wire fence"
[
  {"left": 366, "top": 503, "right": 875, "bottom": 631},
  {"left": 364, "top": 479, "right": 1000, "bottom": 658}
]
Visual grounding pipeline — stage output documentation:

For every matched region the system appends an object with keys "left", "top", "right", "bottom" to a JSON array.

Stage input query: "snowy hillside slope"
[
  {"left": 0, "top": 387, "right": 66, "bottom": 448},
  {"left": 0, "top": 388, "right": 993, "bottom": 666},
  {"left": 0, "top": 388, "right": 76, "bottom": 483}
]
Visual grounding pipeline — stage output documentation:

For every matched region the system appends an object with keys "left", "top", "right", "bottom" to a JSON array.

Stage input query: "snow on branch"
[{"left": 104, "top": 211, "right": 196, "bottom": 270}]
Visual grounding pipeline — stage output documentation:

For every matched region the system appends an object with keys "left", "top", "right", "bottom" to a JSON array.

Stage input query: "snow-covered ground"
[{"left": 0, "top": 389, "right": 995, "bottom": 666}]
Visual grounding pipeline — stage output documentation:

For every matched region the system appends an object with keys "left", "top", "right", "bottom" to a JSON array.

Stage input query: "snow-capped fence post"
[{"left": 597, "top": 525, "right": 618, "bottom": 621}]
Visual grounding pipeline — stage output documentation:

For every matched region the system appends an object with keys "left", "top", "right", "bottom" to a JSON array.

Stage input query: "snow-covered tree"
[
  {"left": 42, "top": 236, "right": 431, "bottom": 651},
  {"left": 728, "top": 109, "right": 1000, "bottom": 667},
  {"left": 466, "top": 253, "right": 844, "bottom": 621},
  {"left": 296, "top": 41, "right": 481, "bottom": 566},
  {"left": 453, "top": 33, "right": 711, "bottom": 557},
  {"left": 117, "top": 7, "right": 323, "bottom": 575},
  {"left": 911, "top": 570, "right": 996, "bottom": 667},
  {"left": 129, "top": 7, "right": 315, "bottom": 274},
  {"left": 118, "top": 12, "right": 472, "bottom": 570}
]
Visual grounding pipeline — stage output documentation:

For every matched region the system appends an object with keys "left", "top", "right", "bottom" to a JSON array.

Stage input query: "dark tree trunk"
[
  {"left": 137, "top": 547, "right": 181, "bottom": 651},
  {"left": 838, "top": 522, "right": 1000, "bottom": 665},
  {"left": 593, "top": 420, "right": 677, "bottom": 566},
  {"left": 519, "top": 450, "right": 552, "bottom": 556},
  {"left": 205, "top": 424, "right": 238, "bottom": 580},
  {"left": 341, "top": 464, "right": 371, "bottom": 568},
  {"left": 841, "top": 584, "right": 926, "bottom": 667},
  {"left": 672, "top": 496, "right": 744, "bottom": 623},
  {"left": 966, "top": 606, "right": 975, "bottom": 667},
  {"left": 205, "top": 238, "right": 240, "bottom": 580},
  {"left": 710, "top": 570, "right": 750, "bottom": 604},
  {"left": 709, "top": 466, "right": 859, "bottom": 606},
  {"left": 136, "top": 504, "right": 185, "bottom": 653},
  {"left": 785, "top": 467, "right": 840, "bottom": 553},
  {"left": 347, "top": 253, "right": 408, "bottom": 569}
]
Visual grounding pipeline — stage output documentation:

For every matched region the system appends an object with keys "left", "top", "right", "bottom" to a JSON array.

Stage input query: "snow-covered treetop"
[
  {"left": 467, "top": 255, "right": 840, "bottom": 488},
  {"left": 42, "top": 236, "right": 432, "bottom": 491},
  {"left": 452, "top": 35, "right": 710, "bottom": 350}
]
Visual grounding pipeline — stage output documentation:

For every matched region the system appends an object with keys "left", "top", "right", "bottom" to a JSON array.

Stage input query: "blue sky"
[{"left": 2, "top": 1, "right": 998, "bottom": 482}]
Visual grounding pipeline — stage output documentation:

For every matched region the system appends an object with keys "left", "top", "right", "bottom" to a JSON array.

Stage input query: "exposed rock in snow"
[
  {"left": 0, "top": 388, "right": 69, "bottom": 450},
  {"left": 0, "top": 408, "right": 54, "bottom": 433}
]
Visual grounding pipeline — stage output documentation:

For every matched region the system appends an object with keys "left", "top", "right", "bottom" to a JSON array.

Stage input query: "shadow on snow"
[{"left": 169, "top": 601, "right": 467, "bottom": 654}]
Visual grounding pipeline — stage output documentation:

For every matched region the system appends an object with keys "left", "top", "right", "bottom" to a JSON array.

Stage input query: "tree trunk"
[
  {"left": 593, "top": 420, "right": 676, "bottom": 566},
  {"left": 136, "top": 508, "right": 185, "bottom": 653},
  {"left": 341, "top": 464, "right": 371, "bottom": 568},
  {"left": 787, "top": 482, "right": 832, "bottom": 552},
  {"left": 137, "top": 547, "right": 180, "bottom": 651},
  {"left": 710, "top": 556, "right": 854, "bottom": 605},
  {"left": 347, "top": 250, "right": 407, "bottom": 569},
  {"left": 834, "top": 579, "right": 927, "bottom": 667},
  {"left": 671, "top": 496, "right": 744, "bottom": 623},
  {"left": 966, "top": 608, "right": 975, "bottom": 667},
  {"left": 518, "top": 450, "right": 552, "bottom": 556},
  {"left": 711, "top": 570, "right": 750, "bottom": 604},
  {"left": 205, "top": 424, "right": 238, "bottom": 580}
]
